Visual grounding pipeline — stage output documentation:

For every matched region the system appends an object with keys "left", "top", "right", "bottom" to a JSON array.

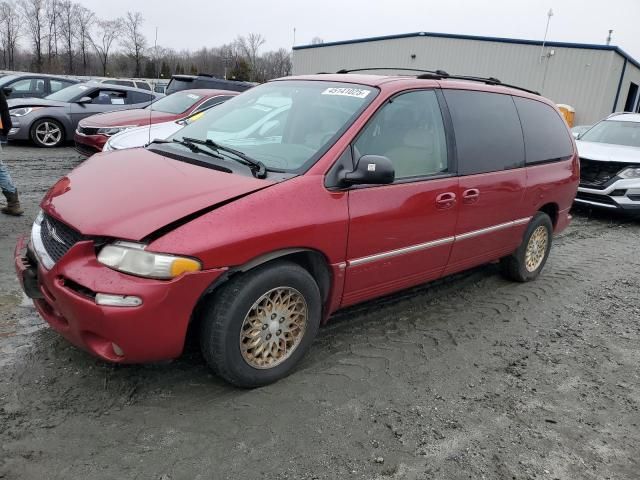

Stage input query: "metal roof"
[{"left": 293, "top": 31, "right": 640, "bottom": 70}]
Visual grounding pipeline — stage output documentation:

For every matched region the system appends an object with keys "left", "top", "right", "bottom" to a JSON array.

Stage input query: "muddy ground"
[{"left": 0, "top": 144, "right": 638, "bottom": 480}]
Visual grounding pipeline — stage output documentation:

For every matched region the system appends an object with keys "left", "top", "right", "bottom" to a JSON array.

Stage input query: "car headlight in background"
[
  {"left": 10, "top": 107, "right": 39, "bottom": 117},
  {"left": 97, "top": 241, "right": 202, "bottom": 279},
  {"left": 96, "top": 126, "right": 135, "bottom": 137},
  {"left": 618, "top": 167, "right": 640, "bottom": 179}
]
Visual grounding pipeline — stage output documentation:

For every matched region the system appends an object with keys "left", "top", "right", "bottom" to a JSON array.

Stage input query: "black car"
[
  {"left": 0, "top": 74, "right": 79, "bottom": 99},
  {"left": 165, "top": 74, "right": 253, "bottom": 95}
]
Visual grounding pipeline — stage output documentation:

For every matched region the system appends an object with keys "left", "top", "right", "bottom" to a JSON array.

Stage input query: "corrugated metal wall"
[
  {"left": 615, "top": 62, "right": 640, "bottom": 113},
  {"left": 293, "top": 35, "right": 631, "bottom": 125}
]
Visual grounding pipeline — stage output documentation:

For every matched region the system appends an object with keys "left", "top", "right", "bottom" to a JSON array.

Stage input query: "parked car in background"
[
  {"left": 165, "top": 74, "right": 253, "bottom": 95},
  {"left": 103, "top": 102, "right": 227, "bottom": 152},
  {"left": 15, "top": 74, "right": 578, "bottom": 387},
  {"left": 0, "top": 74, "right": 79, "bottom": 99},
  {"left": 571, "top": 125, "right": 591, "bottom": 138},
  {"left": 75, "top": 89, "right": 237, "bottom": 155},
  {"left": 575, "top": 112, "right": 640, "bottom": 214},
  {"left": 99, "top": 78, "right": 152, "bottom": 91},
  {"left": 7, "top": 82, "right": 161, "bottom": 147}
]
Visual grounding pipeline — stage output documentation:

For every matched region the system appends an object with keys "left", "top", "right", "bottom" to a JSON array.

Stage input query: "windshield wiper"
[
  {"left": 182, "top": 136, "right": 268, "bottom": 179},
  {"left": 146, "top": 137, "right": 225, "bottom": 160}
]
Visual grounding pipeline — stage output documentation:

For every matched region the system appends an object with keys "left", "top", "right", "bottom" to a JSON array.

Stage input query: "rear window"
[
  {"left": 103, "top": 79, "right": 135, "bottom": 88},
  {"left": 165, "top": 79, "right": 194, "bottom": 95},
  {"left": 146, "top": 91, "right": 203, "bottom": 114},
  {"left": 443, "top": 90, "right": 525, "bottom": 175},
  {"left": 514, "top": 97, "right": 573, "bottom": 164}
]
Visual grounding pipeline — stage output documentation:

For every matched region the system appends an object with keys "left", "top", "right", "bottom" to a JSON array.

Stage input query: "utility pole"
[{"left": 539, "top": 8, "right": 554, "bottom": 63}]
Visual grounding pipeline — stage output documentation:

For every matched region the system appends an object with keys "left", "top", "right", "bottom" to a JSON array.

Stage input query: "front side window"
[
  {"left": 10, "top": 78, "right": 34, "bottom": 92},
  {"left": 93, "top": 89, "right": 127, "bottom": 105},
  {"left": 443, "top": 89, "right": 525, "bottom": 175},
  {"left": 579, "top": 119, "right": 640, "bottom": 148},
  {"left": 146, "top": 91, "right": 205, "bottom": 114},
  {"left": 354, "top": 90, "right": 448, "bottom": 179},
  {"left": 514, "top": 97, "right": 573, "bottom": 164},
  {"left": 171, "top": 81, "right": 377, "bottom": 172}
]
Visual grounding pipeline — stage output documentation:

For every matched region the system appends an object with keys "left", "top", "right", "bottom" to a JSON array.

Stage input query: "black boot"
[{"left": 1, "top": 189, "right": 24, "bottom": 216}]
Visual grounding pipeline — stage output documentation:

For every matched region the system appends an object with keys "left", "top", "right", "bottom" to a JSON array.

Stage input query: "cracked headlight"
[{"left": 97, "top": 241, "right": 202, "bottom": 279}]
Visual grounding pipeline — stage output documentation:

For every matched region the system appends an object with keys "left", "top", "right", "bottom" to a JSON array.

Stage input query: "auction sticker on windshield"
[{"left": 322, "top": 87, "right": 370, "bottom": 98}]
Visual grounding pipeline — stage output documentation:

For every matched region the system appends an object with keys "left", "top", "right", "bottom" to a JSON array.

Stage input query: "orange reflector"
[{"left": 170, "top": 258, "right": 202, "bottom": 277}]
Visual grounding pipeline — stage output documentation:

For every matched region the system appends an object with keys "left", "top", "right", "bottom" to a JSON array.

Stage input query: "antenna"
[
  {"left": 539, "top": 8, "right": 554, "bottom": 63},
  {"left": 148, "top": 26, "right": 159, "bottom": 146},
  {"left": 606, "top": 29, "right": 613, "bottom": 45}
]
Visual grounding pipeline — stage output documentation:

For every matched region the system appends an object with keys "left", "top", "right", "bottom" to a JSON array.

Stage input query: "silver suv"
[{"left": 575, "top": 113, "right": 640, "bottom": 214}]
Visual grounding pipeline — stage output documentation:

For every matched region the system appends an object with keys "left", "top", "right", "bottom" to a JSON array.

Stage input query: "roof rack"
[{"left": 335, "top": 67, "right": 539, "bottom": 95}]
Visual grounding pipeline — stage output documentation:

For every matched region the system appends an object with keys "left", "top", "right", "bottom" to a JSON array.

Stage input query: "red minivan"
[
  {"left": 73, "top": 89, "right": 238, "bottom": 156},
  {"left": 15, "top": 74, "right": 579, "bottom": 387}
]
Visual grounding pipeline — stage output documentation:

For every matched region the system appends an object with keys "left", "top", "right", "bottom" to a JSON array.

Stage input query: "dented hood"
[{"left": 42, "top": 149, "right": 273, "bottom": 240}]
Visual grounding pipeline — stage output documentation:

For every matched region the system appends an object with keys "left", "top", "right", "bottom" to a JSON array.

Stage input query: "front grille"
[
  {"left": 40, "top": 214, "right": 85, "bottom": 264},
  {"left": 575, "top": 191, "right": 618, "bottom": 206},
  {"left": 579, "top": 158, "right": 627, "bottom": 188},
  {"left": 74, "top": 141, "right": 100, "bottom": 157},
  {"left": 77, "top": 126, "right": 100, "bottom": 136}
]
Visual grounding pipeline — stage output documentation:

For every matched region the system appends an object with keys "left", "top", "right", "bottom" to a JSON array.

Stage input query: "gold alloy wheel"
[
  {"left": 239, "top": 287, "right": 308, "bottom": 369},
  {"left": 525, "top": 225, "right": 548, "bottom": 272}
]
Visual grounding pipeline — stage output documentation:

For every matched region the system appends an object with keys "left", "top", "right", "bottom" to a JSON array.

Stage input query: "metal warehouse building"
[{"left": 292, "top": 31, "right": 640, "bottom": 125}]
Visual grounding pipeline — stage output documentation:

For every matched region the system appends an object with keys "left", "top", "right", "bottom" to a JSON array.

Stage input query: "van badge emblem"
[{"left": 367, "top": 163, "right": 376, "bottom": 172}]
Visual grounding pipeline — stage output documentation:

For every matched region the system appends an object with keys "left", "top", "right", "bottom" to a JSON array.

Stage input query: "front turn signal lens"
[{"left": 170, "top": 258, "right": 202, "bottom": 277}]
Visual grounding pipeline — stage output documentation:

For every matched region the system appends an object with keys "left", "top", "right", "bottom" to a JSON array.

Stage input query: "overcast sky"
[{"left": 78, "top": 0, "right": 640, "bottom": 59}]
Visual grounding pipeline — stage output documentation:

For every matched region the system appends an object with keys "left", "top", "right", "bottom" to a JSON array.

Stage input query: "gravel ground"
[{"left": 1, "top": 145, "right": 639, "bottom": 480}]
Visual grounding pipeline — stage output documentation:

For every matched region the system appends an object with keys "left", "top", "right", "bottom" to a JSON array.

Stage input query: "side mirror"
[
  {"left": 340, "top": 155, "right": 395, "bottom": 186},
  {"left": 76, "top": 96, "right": 92, "bottom": 105},
  {"left": 2, "top": 87, "right": 13, "bottom": 96}
]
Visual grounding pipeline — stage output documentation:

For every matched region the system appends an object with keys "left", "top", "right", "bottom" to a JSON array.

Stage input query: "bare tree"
[
  {"left": 74, "top": 4, "right": 94, "bottom": 75},
  {"left": 19, "top": 0, "right": 46, "bottom": 71},
  {"left": 121, "top": 11, "right": 146, "bottom": 77},
  {"left": 236, "top": 33, "right": 265, "bottom": 80},
  {"left": 45, "top": 0, "right": 60, "bottom": 69},
  {"left": 0, "top": 1, "right": 21, "bottom": 69},
  {"left": 90, "top": 18, "right": 120, "bottom": 76},
  {"left": 58, "top": 0, "right": 76, "bottom": 73}
]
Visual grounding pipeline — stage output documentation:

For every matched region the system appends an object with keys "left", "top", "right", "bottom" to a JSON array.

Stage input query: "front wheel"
[
  {"left": 500, "top": 212, "right": 553, "bottom": 282},
  {"left": 31, "top": 118, "right": 65, "bottom": 148},
  {"left": 199, "top": 261, "right": 321, "bottom": 387}
]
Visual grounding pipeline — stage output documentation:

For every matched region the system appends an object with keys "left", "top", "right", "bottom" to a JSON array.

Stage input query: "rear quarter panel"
[{"left": 521, "top": 155, "right": 579, "bottom": 232}]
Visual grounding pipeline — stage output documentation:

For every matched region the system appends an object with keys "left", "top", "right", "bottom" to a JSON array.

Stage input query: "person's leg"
[
  {"left": 0, "top": 157, "right": 23, "bottom": 216},
  {"left": 0, "top": 157, "right": 17, "bottom": 194}
]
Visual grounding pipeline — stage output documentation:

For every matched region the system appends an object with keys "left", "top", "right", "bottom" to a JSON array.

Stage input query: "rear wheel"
[
  {"left": 31, "top": 118, "right": 64, "bottom": 147},
  {"left": 500, "top": 212, "right": 553, "bottom": 282},
  {"left": 199, "top": 261, "right": 321, "bottom": 387}
]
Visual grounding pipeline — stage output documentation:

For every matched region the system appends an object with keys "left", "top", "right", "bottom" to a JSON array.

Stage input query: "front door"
[{"left": 342, "top": 89, "right": 459, "bottom": 307}]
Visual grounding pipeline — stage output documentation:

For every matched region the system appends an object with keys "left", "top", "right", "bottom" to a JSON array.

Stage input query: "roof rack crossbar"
[
  {"left": 335, "top": 67, "right": 539, "bottom": 95},
  {"left": 336, "top": 67, "right": 449, "bottom": 77}
]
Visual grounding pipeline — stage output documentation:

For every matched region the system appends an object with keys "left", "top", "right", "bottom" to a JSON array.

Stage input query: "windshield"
[
  {"left": 170, "top": 81, "right": 377, "bottom": 172},
  {"left": 146, "top": 91, "right": 203, "bottom": 114},
  {"left": 46, "top": 83, "right": 92, "bottom": 102},
  {"left": 579, "top": 120, "right": 640, "bottom": 148}
]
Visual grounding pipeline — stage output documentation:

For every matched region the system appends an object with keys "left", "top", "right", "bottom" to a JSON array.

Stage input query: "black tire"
[
  {"left": 30, "top": 118, "right": 65, "bottom": 148},
  {"left": 199, "top": 261, "right": 321, "bottom": 388},
  {"left": 500, "top": 212, "right": 553, "bottom": 282}
]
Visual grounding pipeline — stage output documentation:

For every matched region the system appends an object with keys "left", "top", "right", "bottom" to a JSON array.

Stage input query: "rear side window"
[
  {"left": 443, "top": 90, "right": 525, "bottom": 175},
  {"left": 129, "top": 91, "right": 154, "bottom": 104},
  {"left": 513, "top": 97, "right": 573, "bottom": 164}
]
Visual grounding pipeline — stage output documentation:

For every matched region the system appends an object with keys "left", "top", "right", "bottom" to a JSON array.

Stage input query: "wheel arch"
[
  {"left": 189, "top": 248, "right": 333, "bottom": 331},
  {"left": 538, "top": 202, "right": 559, "bottom": 227}
]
